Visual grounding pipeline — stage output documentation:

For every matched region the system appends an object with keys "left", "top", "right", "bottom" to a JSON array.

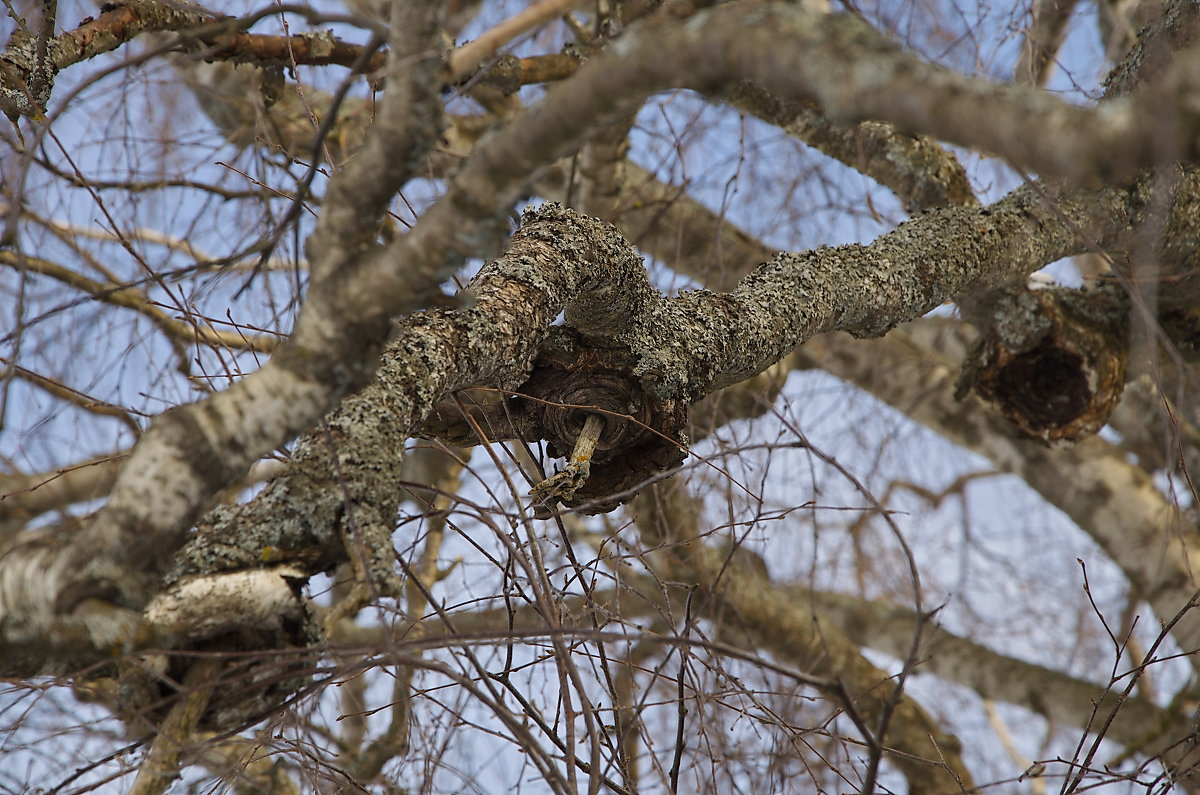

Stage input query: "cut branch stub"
[
  {"left": 958, "top": 285, "right": 1129, "bottom": 445},
  {"left": 516, "top": 327, "right": 687, "bottom": 513}
]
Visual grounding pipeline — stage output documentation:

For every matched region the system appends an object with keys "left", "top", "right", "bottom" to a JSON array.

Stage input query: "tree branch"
[
  {"left": 801, "top": 328, "right": 1200, "bottom": 666},
  {"left": 630, "top": 480, "right": 974, "bottom": 792},
  {"left": 0, "top": 0, "right": 1187, "bottom": 698},
  {"left": 0, "top": 0, "right": 214, "bottom": 118},
  {"left": 807, "top": 589, "right": 1195, "bottom": 760},
  {"left": 720, "top": 80, "right": 978, "bottom": 212},
  {"left": 0, "top": 250, "right": 276, "bottom": 353},
  {"left": 1015, "top": 0, "right": 1079, "bottom": 86}
]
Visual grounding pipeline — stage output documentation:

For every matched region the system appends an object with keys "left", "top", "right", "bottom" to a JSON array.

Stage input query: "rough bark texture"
[
  {"left": 161, "top": 174, "right": 1147, "bottom": 592},
  {"left": 1, "top": 2, "right": 451, "bottom": 623},
  {"left": 722, "top": 80, "right": 978, "bottom": 212},
  {"left": 0, "top": 0, "right": 214, "bottom": 117},
  {"left": 959, "top": 285, "right": 1129, "bottom": 444},
  {"left": 0, "top": 132, "right": 1138, "bottom": 651},
  {"left": 169, "top": 206, "right": 660, "bottom": 588},
  {"left": 6, "top": 0, "right": 1200, "bottom": 790}
]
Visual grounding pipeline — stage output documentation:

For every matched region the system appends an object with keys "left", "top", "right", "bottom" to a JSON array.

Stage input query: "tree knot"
[{"left": 517, "top": 327, "right": 687, "bottom": 513}]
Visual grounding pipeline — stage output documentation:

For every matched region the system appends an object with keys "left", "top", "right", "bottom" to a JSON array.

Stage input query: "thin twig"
[{"left": 668, "top": 584, "right": 698, "bottom": 793}]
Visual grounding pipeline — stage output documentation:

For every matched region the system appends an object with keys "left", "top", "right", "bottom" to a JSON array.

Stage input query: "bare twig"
[{"left": 668, "top": 584, "right": 698, "bottom": 793}]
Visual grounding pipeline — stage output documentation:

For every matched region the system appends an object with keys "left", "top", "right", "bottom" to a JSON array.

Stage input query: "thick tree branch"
[
  {"left": 165, "top": 208, "right": 658, "bottom": 587},
  {"left": 163, "top": 178, "right": 1137, "bottom": 586},
  {"left": 0, "top": 0, "right": 1183, "bottom": 690},
  {"left": 587, "top": 162, "right": 1200, "bottom": 700},
  {"left": 337, "top": 576, "right": 1183, "bottom": 761},
  {"left": 808, "top": 590, "right": 1194, "bottom": 756},
  {"left": 616, "top": 181, "right": 1127, "bottom": 401},
  {"left": 0, "top": 4, "right": 448, "bottom": 624},
  {"left": 303, "top": 3, "right": 444, "bottom": 281},
  {"left": 597, "top": 167, "right": 1200, "bottom": 676},
  {"left": 128, "top": 657, "right": 222, "bottom": 795},
  {"left": 0, "top": 455, "right": 284, "bottom": 531},
  {"left": 9, "top": 0, "right": 1200, "bottom": 788},
  {"left": 721, "top": 80, "right": 978, "bottom": 212},
  {"left": 162, "top": 0, "right": 1190, "bottom": 578},
  {"left": 538, "top": 159, "right": 773, "bottom": 291}
]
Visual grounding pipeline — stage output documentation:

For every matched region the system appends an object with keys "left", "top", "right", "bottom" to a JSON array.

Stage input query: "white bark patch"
[{"left": 145, "top": 565, "right": 307, "bottom": 642}]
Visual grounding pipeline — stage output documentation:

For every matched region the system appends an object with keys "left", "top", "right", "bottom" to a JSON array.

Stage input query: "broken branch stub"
[{"left": 958, "top": 284, "right": 1129, "bottom": 444}]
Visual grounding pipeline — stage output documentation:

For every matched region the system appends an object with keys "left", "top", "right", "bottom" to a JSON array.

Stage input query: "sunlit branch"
[
  {"left": 801, "top": 328, "right": 1200, "bottom": 667},
  {"left": 446, "top": 0, "right": 583, "bottom": 83},
  {"left": 0, "top": 454, "right": 283, "bottom": 527},
  {"left": 0, "top": 358, "right": 143, "bottom": 435},
  {"left": 0, "top": 251, "right": 277, "bottom": 353},
  {"left": 720, "top": 80, "right": 978, "bottom": 212}
]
